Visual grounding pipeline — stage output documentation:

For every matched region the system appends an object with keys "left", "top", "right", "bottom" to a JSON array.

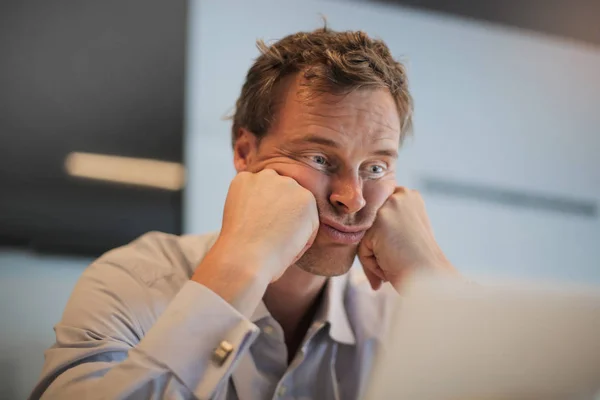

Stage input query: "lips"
[{"left": 320, "top": 220, "right": 369, "bottom": 245}]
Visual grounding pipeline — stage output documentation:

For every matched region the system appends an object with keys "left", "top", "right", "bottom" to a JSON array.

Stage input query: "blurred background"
[{"left": 1, "top": 0, "right": 599, "bottom": 397}]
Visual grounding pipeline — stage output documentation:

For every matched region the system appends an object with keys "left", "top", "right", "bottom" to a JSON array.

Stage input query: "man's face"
[{"left": 235, "top": 75, "right": 401, "bottom": 276}]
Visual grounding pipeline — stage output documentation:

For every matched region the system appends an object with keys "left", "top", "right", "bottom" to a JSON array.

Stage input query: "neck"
[{"left": 263, "top": 265, "right": 327, "bottom": 362}]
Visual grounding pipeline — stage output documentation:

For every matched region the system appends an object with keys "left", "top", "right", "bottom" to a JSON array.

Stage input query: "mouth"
[{"left": 320, "top": 220, "right": 369, "bottom": 245}]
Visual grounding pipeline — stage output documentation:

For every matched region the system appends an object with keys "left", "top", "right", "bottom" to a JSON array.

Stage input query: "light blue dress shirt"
[{"left": 30, "top": 232, "right": 398, "bottom": 400}]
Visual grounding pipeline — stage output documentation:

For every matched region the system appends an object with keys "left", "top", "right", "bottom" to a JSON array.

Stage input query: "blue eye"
[
  {"left": 312, "top": 155, "right": 328, "bottom": 165},
  {"left": 369, "top": 165, "right": 384, "bottom": 174},
  {"left": 363, "top": 163, "right": 387, "bottom": 178}
]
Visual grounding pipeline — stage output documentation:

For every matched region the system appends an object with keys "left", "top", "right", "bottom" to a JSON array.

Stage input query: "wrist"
[
  {"left": 426, "top": 250, "right": 456, "bottom": 274},
  {"left": 211, "top": 235, "right": 286, "bottom": 280},
  {"left": 389, "top": 252, "right": 457, "bottom": 291},
  {"left": 191, "top": 238, "right": 271, "bottom": 317}
]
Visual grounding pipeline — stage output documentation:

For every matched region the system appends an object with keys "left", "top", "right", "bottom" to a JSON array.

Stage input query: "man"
[{"left": 31, "top": 27, "right": 455, "bottom": 399}]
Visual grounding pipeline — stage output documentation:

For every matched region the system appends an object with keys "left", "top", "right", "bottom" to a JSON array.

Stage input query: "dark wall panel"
[
  {"left": 368, "top": 0, "right": 600, "bottom": 47},
  {"left": 0, "top": 0, "right": 187, "bottom": 255}
]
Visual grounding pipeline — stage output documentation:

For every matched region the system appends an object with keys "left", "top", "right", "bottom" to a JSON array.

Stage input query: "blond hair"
[{"left": 231, "top": 26, "right": 413, "bottom": 147}]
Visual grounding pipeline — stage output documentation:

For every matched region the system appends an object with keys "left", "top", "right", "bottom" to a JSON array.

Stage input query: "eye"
[
  {"left": 363, "top": 162, "right": 387, "bottom": 178},
  {"left": 311, "top": 155, "right": 329, "bottom": 166},
  {"left": 369, "top": 165, "right": 384, "bottom": 174}
]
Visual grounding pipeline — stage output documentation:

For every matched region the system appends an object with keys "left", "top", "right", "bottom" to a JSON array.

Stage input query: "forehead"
[{"left": 267, "top": 74, "right": 401, "bottom": 146}]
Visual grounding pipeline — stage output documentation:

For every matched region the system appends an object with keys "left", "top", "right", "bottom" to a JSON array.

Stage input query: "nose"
[{"left": 329, "top": 171, "right": 366, "bottom": 214}]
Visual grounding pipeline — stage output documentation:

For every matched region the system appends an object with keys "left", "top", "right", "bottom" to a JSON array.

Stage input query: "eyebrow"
[
  {"left": 291, "top": 134, "right": 399, "bottom": 159},
  {"left": 295, "top": 135, "right": 340, "bottom": 148}
]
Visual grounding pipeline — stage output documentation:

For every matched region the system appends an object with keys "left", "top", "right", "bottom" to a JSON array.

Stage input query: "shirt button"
[
  {"left": 263, "top": 325, "right": 275, "bottom": 335},
  {"left": 277, "top": 385, "right": 287, "bottom": 397}
]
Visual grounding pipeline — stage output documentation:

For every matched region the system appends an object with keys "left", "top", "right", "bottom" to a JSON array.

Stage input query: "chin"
[{"left": 295, "top": 242, "right": 357, "bottom": 277}]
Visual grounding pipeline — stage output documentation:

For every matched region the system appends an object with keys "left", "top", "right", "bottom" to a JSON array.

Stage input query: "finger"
[
  {"left": 358, "top": 240, "right": 386, "bottom": 290},
  {"left": 394, "top": 186, "right": 409, "bottom": 195},
  {"left": 361, "top": 258, "right": 383, "bottom": 291},
  {"left": 359, "top": 254, "right": 387, "bottom": 280}
]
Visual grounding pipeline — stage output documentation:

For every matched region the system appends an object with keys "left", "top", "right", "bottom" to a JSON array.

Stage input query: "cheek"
[
  {"left": 364, "top": 179, "right": 396, "bottom": 211},
  {"left": 260, "top": 161, "right": 329, "bottom": 198}
]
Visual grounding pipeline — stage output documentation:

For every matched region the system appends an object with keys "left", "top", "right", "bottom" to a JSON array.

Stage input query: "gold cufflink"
[{"left": 212, "top": 340, "right": 234, "bottom": 366}]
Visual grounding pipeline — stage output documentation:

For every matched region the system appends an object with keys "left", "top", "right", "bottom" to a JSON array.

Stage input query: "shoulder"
[
  {"left": 59, "top": 231, "right": 220, "bottom": 336},
  {"left": 90, "top": 230, "right": 219, "bottom": 287}
]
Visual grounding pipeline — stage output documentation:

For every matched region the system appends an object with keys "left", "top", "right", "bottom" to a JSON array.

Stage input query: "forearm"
[
  {"left": 38, "top": 350, "right": 195, "bottom": 400},
  {"left": 191, "top": 238, "right": 272, "bottom": 318},
  {"left": 32, "top": 261, "right": 261, "bottom": 400}
]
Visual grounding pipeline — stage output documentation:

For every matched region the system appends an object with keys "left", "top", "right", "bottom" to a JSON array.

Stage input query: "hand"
[
  {"left": 213, "top": 169, "right": 319, "bottom": 282},
  {"left": 358, "top": 187, "right": 457, "bottom": 291}
]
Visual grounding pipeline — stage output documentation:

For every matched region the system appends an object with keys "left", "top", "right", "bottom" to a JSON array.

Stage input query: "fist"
[
  {"left": 358, "top": 187, "right": 457, "bottom": 291},
  {"left": 217, "top": 169, "right": 319, "bottom": 282}
]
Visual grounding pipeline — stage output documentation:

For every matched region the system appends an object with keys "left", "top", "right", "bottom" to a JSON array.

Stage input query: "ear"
[{"left": 233, "top": 128, "right": 259, "bottom": 172}]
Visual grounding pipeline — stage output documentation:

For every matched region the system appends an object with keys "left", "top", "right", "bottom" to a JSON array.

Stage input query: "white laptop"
[{"left": 363, "top": 273, "right": 600, "bottom": 400}]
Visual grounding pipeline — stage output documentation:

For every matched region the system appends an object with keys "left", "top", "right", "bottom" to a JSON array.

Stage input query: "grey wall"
[{"left": 0, "top": 252, "right": 88, "bottom": 399}]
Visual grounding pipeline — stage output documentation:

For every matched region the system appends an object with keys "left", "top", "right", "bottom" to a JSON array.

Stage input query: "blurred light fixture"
[{"left": 65, "top": 152, "right": 186, "bottom": 190}]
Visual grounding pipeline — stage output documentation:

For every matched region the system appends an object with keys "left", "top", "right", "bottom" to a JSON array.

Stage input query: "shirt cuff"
[{"left": 135, "top": 280, "right": 260, "bottom": 399}]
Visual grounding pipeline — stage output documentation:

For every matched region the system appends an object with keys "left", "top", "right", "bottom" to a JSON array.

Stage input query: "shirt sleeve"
[{"left": 29, "top": 258, "right": 261, "bottom": 400}]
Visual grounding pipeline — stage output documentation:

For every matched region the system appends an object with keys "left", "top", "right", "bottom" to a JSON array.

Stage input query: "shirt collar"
[
  {"left": 250, "top": 273, "right": 356, "bottom": 346},
  {"left": 318, "top": 272, "right": 356, "bottom": 345},
  {"left": 250, "top": 299, "right": 271, "bottom": 322}
]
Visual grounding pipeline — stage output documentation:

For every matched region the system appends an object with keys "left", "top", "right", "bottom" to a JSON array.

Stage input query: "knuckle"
[
  {"left": 280, "top": 175, "right": 296, "bottom": 184},
  {"left": 410, "top": 189, "right": 425, "bottom": 202},
  {"left": 282, "top": 176, "right": 305, "bottom": 191},
  {"left": 261, "top": 168, "right": 277, "bottom": 176},
  {"left": 300, "top": 189, "right": 317, "bottom": 208},
  {"left": 236, "top": 171, "right": 252, "bottom": 182},
  {"left": 298, "top": 187, "right": 313, "bottom": 201},
  {"left": 231, "top": 172, "right": 248, "bottom": 187}
]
